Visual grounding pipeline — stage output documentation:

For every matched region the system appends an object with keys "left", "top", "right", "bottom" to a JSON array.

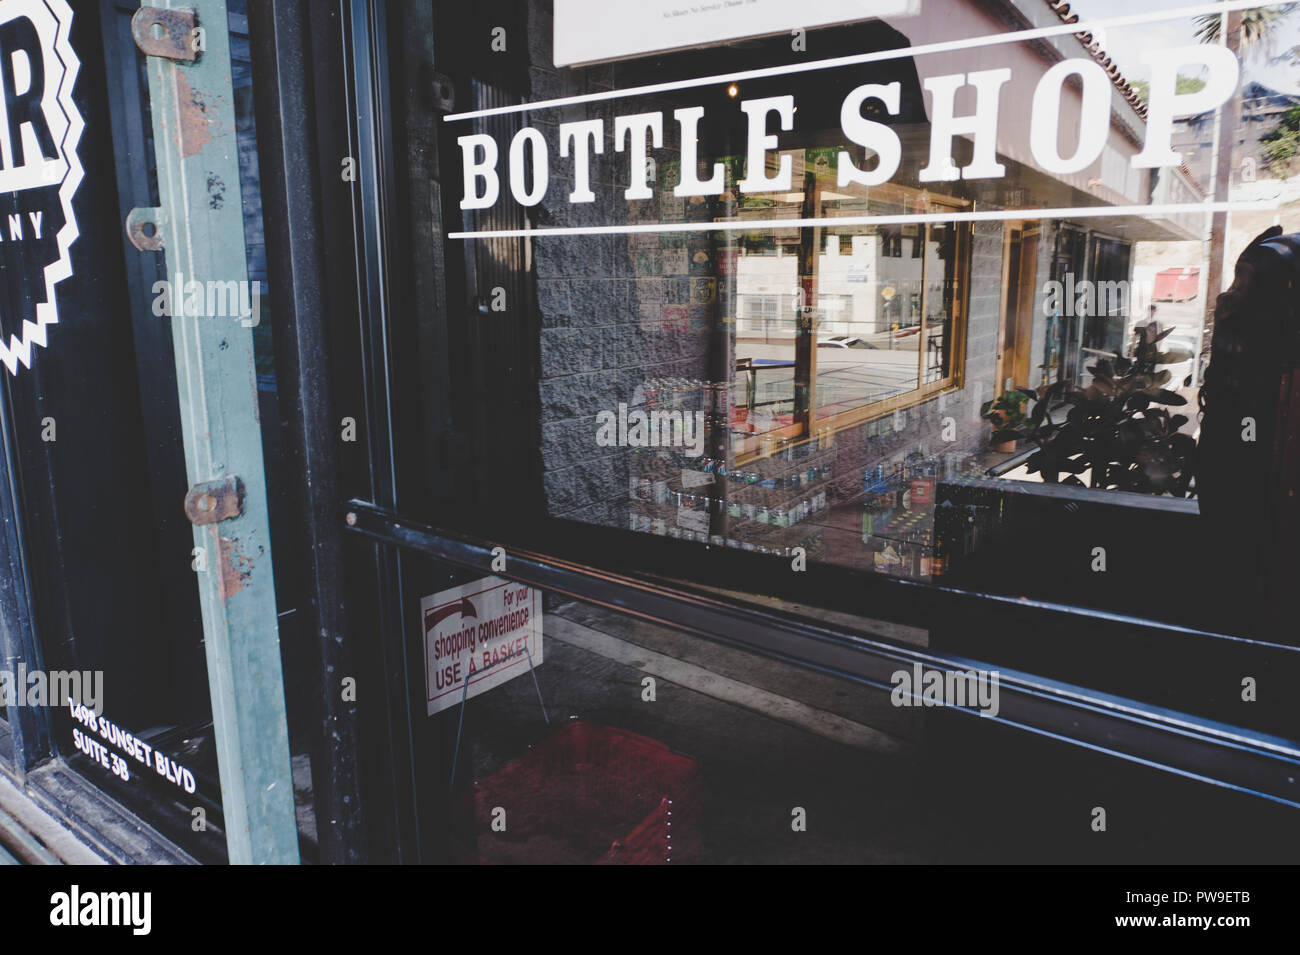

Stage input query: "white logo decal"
[{"left": 0, "top": 0, "right": 82, "bottom": 374}]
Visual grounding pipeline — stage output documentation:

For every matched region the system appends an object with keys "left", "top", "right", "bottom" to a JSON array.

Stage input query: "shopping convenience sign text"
[{"left": 422, "top": 576, "right": 543, "bottom": 716}]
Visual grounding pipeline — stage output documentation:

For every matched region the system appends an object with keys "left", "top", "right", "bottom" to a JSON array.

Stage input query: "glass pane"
[
  {"left": 409, "top": 0, "right": 1300, "bottom": 637},
  {"left": 363, "top": 0, "right": 1300, "bottom": 866}
]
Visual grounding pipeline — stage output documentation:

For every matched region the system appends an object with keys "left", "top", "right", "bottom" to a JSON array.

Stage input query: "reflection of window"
[
  {"left": 740, "top": 294, "right": 781, "bottom": 336},
  {"left": 728, "top": 157, "right": 969, "bottom": 457},
  {"left": 819, "top": 293, "right": 852, "bottom": 327},
  {"left": 812, "top": 214, "right": 967, "bottom": 429},
  {"left": 881, "top": 227, "right": 903, "bottom": 257}
]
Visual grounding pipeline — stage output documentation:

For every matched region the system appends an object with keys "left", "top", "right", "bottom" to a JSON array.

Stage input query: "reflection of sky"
[{"left": 1067, "top": 0, "right": 1300, "bottom": 94}]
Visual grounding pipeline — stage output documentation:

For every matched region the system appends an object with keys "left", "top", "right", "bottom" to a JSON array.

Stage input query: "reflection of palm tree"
[
  {"left": 1197, "top": 5, "right": 1295, "bottom": 334},
  {"left": 1194, "top": 6, "right": 1295, "bottom": 48}
]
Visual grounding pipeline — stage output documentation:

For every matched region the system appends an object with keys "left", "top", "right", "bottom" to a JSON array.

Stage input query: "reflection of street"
[
  {"left": 815, "top": 364, "right": 918, "bottom": 409},
  {"left": 737, "top": 327, "right": 922, "bottom": 353},
  {"left": 736, "top": 337, "right": 923, "bottom": 411}
]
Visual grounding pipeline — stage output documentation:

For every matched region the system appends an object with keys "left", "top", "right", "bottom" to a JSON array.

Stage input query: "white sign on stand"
[{"left": 421, "top": 576, "right": 543, "bottom": 716}]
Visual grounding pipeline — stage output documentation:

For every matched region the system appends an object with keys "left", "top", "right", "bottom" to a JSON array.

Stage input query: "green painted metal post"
[{"left": 134, "top": 0, "right": 298, "bottom": 864}]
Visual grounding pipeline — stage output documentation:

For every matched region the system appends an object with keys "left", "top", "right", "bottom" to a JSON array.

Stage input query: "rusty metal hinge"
[
  {"left": 132, "top": 7, "right": 199, "bottom": 61},
  {"left": 184, "top": 476, "right": 244, "bottom": 525}
]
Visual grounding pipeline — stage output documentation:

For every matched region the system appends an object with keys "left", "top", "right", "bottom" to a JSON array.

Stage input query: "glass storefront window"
[{"left": 397, "top": 0, "right": 1300, "bottom": 641}]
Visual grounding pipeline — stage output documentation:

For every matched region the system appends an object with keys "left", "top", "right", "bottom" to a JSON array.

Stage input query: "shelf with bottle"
[
  {"left": 724, "top": 451, "right": 834, "bottom": 492},
  {"left": 865, "top": 508, "right": 934, "bottom": 545},
  {"left": 726, "top": 475, "right": 832, "bottom": 516},
  {"left": 730, "top": 420, "right": 837, "bottom": 469},
  {"left": 941, "top": 467, "right": 1005, "bottom": 492},
  {"left": 653, "top": 485, "right": 831, "bottom": 530},
  {"left": 639, "top": 376, "right": 722, "bottom": 414},
  {"left": 629, "top": 445, "right": 724, "bottom": 473},
  {"left": 864, "top": 510, "right": 938, "bottom": 580},
  {"left": 631, "top": 439, "right": 834, "bottom": 487},
  {"left": 871, "top": 495, "right": 1007, "bottom": 580},
  {"left": 628, "top": 469, "right": 682, "bottom": 507},
  {"left": 618, "top": 496, "right": 821, "bottom": 556},
  {"left": 630, "top": 449, "right": 835, "bottom": 523},
  {"left": 627, "top": 495, "right": 712, "bottom": 539},
  {"left": 858, "top": 452, "right": 942, "bottom": 580},
  {"left": 861, "top": 496, "right": 995, "bottom": 580},
  {"left": 625, "top": 483, "right": 832, "bottom": 546},
  {"left": 869, "top": 535, "right": 936, "bottom": 579},
  {"left": 931, "top": 495, "right": 1003, "bottom": 570},
  {"left": 861, "top": 455, "right": 937, "bottom": 526},
  {"left": 722, "top": 482, "right": 832, "bottom": 530}
]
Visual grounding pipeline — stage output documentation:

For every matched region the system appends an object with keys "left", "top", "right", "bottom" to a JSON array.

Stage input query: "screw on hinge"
[
  {"left": 184, "top": 476, "right": 244, "bottom": 526},
  {"left": 131, "top": 7, "right": 198, "bottom": 61},
  {"left": 125, "top": 207, "right": 164, "bottom": 251}
]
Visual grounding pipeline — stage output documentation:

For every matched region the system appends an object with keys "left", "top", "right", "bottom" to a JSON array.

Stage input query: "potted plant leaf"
[
  {"left": 980, "top": 388, "right": 1037, "bottom": 453},
  {"left": 1022, "top": 322, "right": 1196, "bottom": 496}
]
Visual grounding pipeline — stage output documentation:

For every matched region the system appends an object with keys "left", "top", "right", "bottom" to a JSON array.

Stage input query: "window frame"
[
  {"left": 732, "top": 186, "right": 971, "bottom": 464},
  {"left": 812, "top": 213, "right": 971, "bottom": 434}
]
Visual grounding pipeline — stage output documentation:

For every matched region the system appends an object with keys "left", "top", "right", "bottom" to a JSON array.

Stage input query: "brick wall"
[{"left": 529, "top": 1, "right": 714, "bottom": 526}]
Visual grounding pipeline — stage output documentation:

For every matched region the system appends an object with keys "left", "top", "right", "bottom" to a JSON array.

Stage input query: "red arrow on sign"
[{"left": 425, "top": 597, "right": 477, "bottom": 632}]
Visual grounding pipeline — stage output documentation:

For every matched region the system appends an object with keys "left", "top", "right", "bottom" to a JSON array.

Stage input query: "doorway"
[{"left": 1000, "top": 224, "right": 1039, "bottom": 392}]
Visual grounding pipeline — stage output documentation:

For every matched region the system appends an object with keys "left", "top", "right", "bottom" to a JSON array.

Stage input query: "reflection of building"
[
  {"left": 1174, "top": 80, "right": 1300, "bottom": 187},
  {"left": 736, "top": 230, "right": 941, "bottom": 339},
  {"left": 898, "top": 0, "right": 1203, "bottom": 394}
]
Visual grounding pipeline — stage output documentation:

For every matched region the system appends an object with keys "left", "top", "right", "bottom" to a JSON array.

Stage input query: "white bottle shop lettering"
[{"left": 457, "top": 46, "right": 1240, "bottom": 212}]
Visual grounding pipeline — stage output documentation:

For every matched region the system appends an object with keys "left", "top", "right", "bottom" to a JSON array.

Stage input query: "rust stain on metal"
[
  {"left": 174, "top": 70, "right": 216, "bottom": 158},
  {"left": 218, "top": 533, "right": 258, "bottom": 601}
]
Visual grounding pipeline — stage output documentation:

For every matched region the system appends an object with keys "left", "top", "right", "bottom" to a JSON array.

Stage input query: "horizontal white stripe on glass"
[{"left": 448, "top": 200, "right": 1275, "bottom": 240}]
